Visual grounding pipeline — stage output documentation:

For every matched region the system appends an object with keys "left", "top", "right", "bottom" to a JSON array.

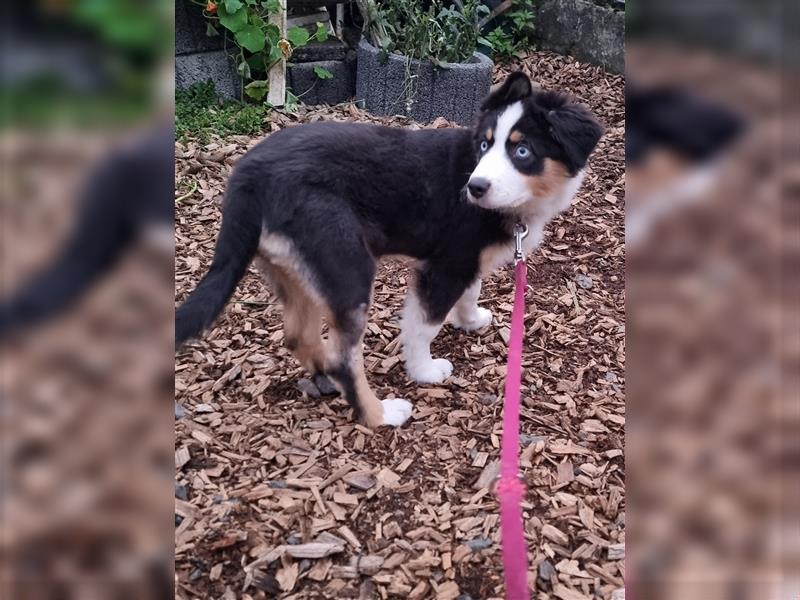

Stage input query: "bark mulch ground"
[{"left": 175, "top": 51, "right": 625, "bottom": 600}]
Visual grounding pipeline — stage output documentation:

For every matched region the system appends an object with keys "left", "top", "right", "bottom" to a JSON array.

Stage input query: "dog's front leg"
[
  {"left": 401, "top": 269, "right": 470, "bottom": 384},
  {"left": 447, "top": 279, "right": 493, "bottom": 331}
]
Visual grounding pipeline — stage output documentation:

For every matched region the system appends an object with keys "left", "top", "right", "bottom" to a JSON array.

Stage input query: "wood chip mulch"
[{"left": 175, "top": 51, "right": 625, "bottom": 600}]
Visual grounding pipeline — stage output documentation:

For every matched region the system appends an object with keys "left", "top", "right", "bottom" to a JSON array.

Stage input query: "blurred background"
[
  {"left": 626, "top": 0, "right": 797, "bottom": 599},
  {"left": 1, "top": 1, "right": 174, "bottom": 598}
]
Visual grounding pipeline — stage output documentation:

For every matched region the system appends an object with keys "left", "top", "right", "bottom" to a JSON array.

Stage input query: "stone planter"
[{"left": 355, "top": 38, "right": 493, "bottom": 126}]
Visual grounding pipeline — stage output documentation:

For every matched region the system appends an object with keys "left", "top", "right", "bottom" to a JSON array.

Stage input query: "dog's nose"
[{"left": 467, "top": 177, "right": 491, "bottom": 199}]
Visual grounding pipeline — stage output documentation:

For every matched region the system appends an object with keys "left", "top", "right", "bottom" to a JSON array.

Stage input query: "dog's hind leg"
[
  {"left": 255, "top": 259, "right": 330, "bottom": 378},
  {"left": 326, "top": 302, "right": 412, "bottom": 428}
]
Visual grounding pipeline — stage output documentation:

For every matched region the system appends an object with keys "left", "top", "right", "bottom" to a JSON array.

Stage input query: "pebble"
[
  {"left": 175, "top": 484, "right": 188, "bottom": 501},
  {"left": 313, "top": 373, "right": 339, "bottom": 396},
  {"left": 466, "top": 537, "right": 492, "bottom": 551},
  {"left": 175, "top": 402, "right": 185, "bottom": 420},
  {"left": 538, "top": 559, "right": 556, "bottom": 581},
  {"left": 268, "top": 480, "right": 288, "bottom": 489},
  {"left": 605, "top": 371, "right": 618, "bottom": 383},
  {"left": 296, "top": 378, "right": 321, "bottom": 398},
  {"left": 575, "top": 273, "right": 593, "bottom": 289},
  {"left": 478, "top": 393, "right": 497, "bottom": 405},
  {"left": 521, "top": 434, "right": 548, "bottom": 446}
]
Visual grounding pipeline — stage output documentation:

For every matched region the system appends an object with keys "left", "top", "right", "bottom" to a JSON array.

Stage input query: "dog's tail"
[
  {"left": 0, "top": 209, "right": 134, "bottom": 337},
  {"left": 175, "top": 180, "right": 262, "bottom": 346}
]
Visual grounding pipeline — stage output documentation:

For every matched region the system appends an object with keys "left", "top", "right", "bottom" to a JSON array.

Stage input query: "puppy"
[{"left": 176, "top": 72, "right": 602, "bottom": 428}]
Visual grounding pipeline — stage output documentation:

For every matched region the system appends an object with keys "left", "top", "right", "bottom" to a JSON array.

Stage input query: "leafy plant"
[
  {"left": 358, "top": 0, "right": 490, "bottom": 66},
  {"left": 356, "top": 0, "right": 490, "bottom": 115},
  {"left": 195, "top": 0, "right": 329, "bottom": 101},
  {"left": 483, "top": 0, "right": 537, "bottom": 62},
  {"left": 176, "top": 80, "right": 269, "bottom": 142}
]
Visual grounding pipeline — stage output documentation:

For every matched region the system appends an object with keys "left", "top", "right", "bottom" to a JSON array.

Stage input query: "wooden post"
[
  {"left": 267, "top": 0, "right": 287, "bottom": 107},
  {"left": 336, "top": 3, "right": 345, "bottom": 40}
]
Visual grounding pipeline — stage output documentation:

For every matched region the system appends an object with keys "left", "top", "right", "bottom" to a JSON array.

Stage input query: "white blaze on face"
[{"left": 469, "top": 101, "right": 531, "bottom": 209}]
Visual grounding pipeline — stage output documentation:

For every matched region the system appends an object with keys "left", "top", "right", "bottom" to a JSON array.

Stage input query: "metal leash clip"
[{"left": 513, "top": 223, "right": 529, "bottom": 263}]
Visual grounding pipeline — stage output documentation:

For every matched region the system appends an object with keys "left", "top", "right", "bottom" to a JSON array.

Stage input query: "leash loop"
[{"left": 513, "top": 223, "right": 529, "bottom": 263}]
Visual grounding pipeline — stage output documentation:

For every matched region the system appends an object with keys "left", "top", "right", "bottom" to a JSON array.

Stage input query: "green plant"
[
  {"left": 194, "top": 0, "right": 329, "bottom": 101},
  {"left": 176, "top": 80, "right": 269, "bottom": 142},
  {"left": 358, "top": 0, "right": 490, "bottom": 66},
  {"left": 356, "top": 0, "right": 490, "bottom": 115},
  {"left": 484, "top": 0, "right": 536, "bottom": 61},
  {"left": 313, "top": 66, "right": 334, "bottom": 80}
]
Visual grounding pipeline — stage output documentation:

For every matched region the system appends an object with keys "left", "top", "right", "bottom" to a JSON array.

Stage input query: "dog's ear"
[
  {"left": 545, "top": 102, "right": 604, "bottom": 171},
  {"left": 481, "top": 72, "right": 533, "bottom": 111}
]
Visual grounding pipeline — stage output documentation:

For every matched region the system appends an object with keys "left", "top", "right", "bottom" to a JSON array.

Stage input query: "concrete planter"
[{"left": 355, "top": 38, "right": 493, "bottom": 126}]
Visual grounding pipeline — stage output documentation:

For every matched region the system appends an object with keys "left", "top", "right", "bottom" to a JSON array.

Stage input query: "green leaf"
[
  {"left": 286, "top": 25, "right": 310, "bottom": 47},
  {"left": 265, "top": 23, "right": 281, "bottom": 43},
  {"left": 206, "top": 22, "right": 219, "bottom": 37},
  {"left": 235, "top": 25, "right": 266, "bottom": 52},
  {"left": 285, "top": 89, "right": 300, "bottom": 112},
  {"left": 218, "top": 4, "right": 248, "bottom": 32},
  {"left": 314, "top": 22, "right": 329, "bottom": 42},
  {"left": 224, "top": 0, "right": 244, "bottom": 12},
  {"left": 263, "top": 0, "right": 281, "bottom": 11},
  {"left": 244, "top": 80, "right": 269, "bottom": 100},
  {"left": 237, "top": 59, "right": 251, "bottom": 79},
  {"left": 313, "top": 66, "right": 334, "bottom": 80},
  {"left": 250, "top": 13, "right": 266, "bottom": 28},
  {"left": 266, "top": 43, "right": 283, "bottom": 66}
]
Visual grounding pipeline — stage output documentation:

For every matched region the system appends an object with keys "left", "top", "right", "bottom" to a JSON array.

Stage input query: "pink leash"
[{"left": 496, "top": 224, "right": 530, "bottom": 600}]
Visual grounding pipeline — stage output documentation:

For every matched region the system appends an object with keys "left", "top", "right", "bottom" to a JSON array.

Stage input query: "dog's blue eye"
[
  {"left": 480, "top": 140, "right": 489, "bottom": 152},
  {"left": 515, "top": 145, "right": 531, "bottom": 159}
]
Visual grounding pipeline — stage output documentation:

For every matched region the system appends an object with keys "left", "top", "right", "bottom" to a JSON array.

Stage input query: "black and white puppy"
[{"left": 176, "top": 72, "right": 602, "bottom": 428}]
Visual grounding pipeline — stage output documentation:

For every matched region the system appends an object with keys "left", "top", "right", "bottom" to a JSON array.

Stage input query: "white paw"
[
  {"left": 407, "top": 358, "right": 453, "bottom": 384},
  {"left": 453, "top": 307, "right": 493, "bottom": 331},
  {"left": 381, "top": 398, "right": 413, "bottom": 426}
]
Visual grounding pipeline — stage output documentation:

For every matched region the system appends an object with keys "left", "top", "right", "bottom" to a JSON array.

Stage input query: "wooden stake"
[{"left": 268, "top": 0, "right": 287, "bottom": 107}]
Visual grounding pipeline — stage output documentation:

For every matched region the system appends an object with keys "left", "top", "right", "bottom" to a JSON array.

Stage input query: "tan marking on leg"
[
  {"left": 327, "top": 320, "right": 384, "bottom": 428},
  {"left": 254, "top": 256, "right": 328, "bottom": 373},
  {"left": 509, "top": 130, "right": 523, "bottom": 143},
  {"left": 350, "top": 348, "right": 384, "bottom": 428},
  {"left": 526, "top": 158, "right": 570, "bottom": 198}
]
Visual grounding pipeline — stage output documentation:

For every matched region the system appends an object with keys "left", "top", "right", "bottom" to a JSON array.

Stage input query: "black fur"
[
  {"left": 481, "top": 71, "right": 533, "bottom": 112},
  {"left": 175, "top": 123, "right": 510, "bottom": 345},
  {"left": 626, "top": 83, "right": 744, "bottom": 166},
  {"left": 0, "top": 127, "right": 174, "bottom": 336}
]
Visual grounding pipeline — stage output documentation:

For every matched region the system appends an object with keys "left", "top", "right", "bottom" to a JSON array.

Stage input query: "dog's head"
[{"left": 466, "top": 72, "right": 603, "bottom": 212}]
